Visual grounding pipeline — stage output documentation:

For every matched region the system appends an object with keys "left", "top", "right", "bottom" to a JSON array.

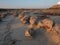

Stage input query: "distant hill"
[
  {"left": 41, "top": 4, "right": 60, "bottom": 15},
  {"left": 50, "top": 4, "right": 60, "bottom": 9}
]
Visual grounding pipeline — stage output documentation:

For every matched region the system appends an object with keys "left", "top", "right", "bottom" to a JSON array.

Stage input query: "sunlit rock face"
[
  {"left": 30, "top": 16, "right": 37, "bottom": 25},
  {"left": 25, "top": 28, "right": 36, "bottom": 40},
  {"left": 18, "top": 14, "right": 25, "bottom": 19},
  {"left": 42, "top": 18, "right": 54, "bottom": 31}
]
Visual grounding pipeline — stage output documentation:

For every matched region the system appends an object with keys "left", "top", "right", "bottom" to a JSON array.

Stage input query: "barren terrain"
[{"left": 0, "top": 11, "right": 60, "bottom": 45}]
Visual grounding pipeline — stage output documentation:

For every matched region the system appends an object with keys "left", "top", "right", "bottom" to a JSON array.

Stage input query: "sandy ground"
[{"left": 0, "top": 15, "right": 60, "bottom": 45}]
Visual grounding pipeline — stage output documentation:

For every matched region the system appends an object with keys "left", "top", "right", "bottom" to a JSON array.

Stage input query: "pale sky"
[{"left": 0, "top": 0, "right": 60, "bottom": 9}]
